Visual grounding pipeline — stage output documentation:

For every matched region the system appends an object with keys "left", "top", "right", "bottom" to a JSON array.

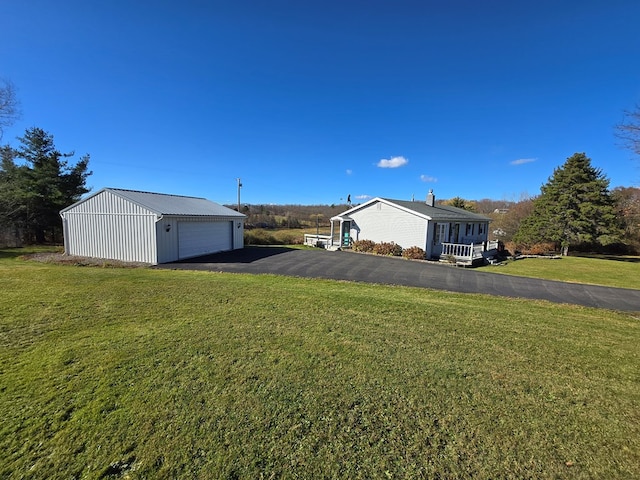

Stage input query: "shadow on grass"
[
  {"left": 572, "top": 253, "right": 640, "bottom": 263},
  {"left": 171, "top": 246, "right": 298, "bottom": 264},
  {"left": 0, "top": 249, "right": 27, "bottom": 260},
  {"left": 0, "top": 246, "right": 63, "bottom": 260}
]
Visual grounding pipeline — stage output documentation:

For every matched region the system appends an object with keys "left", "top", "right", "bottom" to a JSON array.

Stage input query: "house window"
[
  {"left": 478, "top": 223, "right": 485, "bottom": 235},
  {"left": 466, "top": 223, "right": 473, "bottom": 236}
]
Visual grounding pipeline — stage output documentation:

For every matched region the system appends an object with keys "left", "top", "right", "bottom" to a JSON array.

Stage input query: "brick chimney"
[{"left": 426, "top": 189, "right": 435, "bottom": 207}]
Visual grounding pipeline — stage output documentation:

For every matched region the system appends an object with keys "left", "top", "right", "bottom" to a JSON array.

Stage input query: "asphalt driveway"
[{"left": 157, "top": 247, "right": 640, "bottom": 312}]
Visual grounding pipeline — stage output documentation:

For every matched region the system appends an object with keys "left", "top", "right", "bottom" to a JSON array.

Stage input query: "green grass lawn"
[
  {"left": 476, "top": 254, "right": 640, "bottom": 290},
  {"left": 1, "top": 248, "right": 639, "bottom": 479}
]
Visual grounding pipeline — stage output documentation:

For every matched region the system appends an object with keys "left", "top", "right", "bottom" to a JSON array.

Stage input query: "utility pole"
[{"left": 237, "top": 178, "right": 242, "bottom": 212}]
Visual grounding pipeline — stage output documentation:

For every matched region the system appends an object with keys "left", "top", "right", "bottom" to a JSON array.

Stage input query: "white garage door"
[{"left": 178, "top": 221, "right": 232, "bottom": 259}]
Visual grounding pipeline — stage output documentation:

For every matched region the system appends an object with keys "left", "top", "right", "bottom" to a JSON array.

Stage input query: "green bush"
[
  {"left": 373, "top": 241, "right": 403, "bottom": 256},
  {"left": 353, "top": 239, "right": 376, "bottom": 253},
  {"left": 402, "top": 246, "right": 426, "bottom": 260}
]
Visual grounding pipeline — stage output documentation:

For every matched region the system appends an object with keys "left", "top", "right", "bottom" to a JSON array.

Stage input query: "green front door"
[{"left": 342, "top": 221, "right": 351, "bottom": 246}]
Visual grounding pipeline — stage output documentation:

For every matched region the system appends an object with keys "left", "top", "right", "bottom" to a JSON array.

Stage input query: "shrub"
[
  {"left": 275, "top": 231, "right": 303, "bottom": 245},
  {"left": 373, "top": 242, "right": 403, "bottom": 256},
  {"left": 402, "top": 246, "right": 426, "bottom": 260},
  {"left": 504, "top": 241, "right": 518, "bottom": 256},
  {"left": 442, "top": 254, "right": 458, "bottom": 264},
  {"left": 244, "top": 228, "right": 305, "bottom": 245},
  {"left": 520, "top": 242, "right": 558, "bottom": 255},
  {"left": 353, "top": 239, "right": 376, "bottom": 253},
  {"left": 244, "top": 229, "right": 278, "bottom": 245}
]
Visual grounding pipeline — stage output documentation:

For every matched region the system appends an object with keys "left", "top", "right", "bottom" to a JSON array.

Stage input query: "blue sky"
[{"left": 2, "top": 0, "right": 639, "bottom": 205}]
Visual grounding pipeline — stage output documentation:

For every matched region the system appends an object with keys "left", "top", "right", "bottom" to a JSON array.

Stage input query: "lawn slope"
[
  {"left": 1, "top": 250, "right": 639, "bottom": 479},
  {"left": 477, "top": 254, "right": 640, "bottom": 289}
]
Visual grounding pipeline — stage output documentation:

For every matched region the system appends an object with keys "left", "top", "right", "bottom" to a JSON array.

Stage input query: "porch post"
[{"left": 330, "top": 220, "right": 335, "bottom": 247}]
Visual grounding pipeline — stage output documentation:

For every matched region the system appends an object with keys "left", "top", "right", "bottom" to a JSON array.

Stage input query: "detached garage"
[{"left": 60, "top": 188, "right": 245, "bottom": 264}]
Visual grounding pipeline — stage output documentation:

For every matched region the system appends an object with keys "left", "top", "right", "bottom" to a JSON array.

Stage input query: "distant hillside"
[
  {"left": 227, "top": 197, "right": 515, "bottom": 229},
  {"left": 225, "top": 203, "right": 351, "bottom": 229}
]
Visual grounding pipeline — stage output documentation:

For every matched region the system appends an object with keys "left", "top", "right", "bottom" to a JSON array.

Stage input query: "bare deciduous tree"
[
  {"left": 0, "top": 79, "right": 21, "bottom": 140},
  {"left": 616, "top": 104, "right": 640, "bottom": 157}
]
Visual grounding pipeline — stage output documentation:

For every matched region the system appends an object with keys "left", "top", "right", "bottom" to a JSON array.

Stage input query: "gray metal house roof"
[
  {"left": 61, "top": 187, "right": 246, "bottom": 217},
  {"left": 333, "top": 197, "right": 491, "bottom": 222},
  {"left": 383, "top": 198, "right": 491, "bottom": 222}
]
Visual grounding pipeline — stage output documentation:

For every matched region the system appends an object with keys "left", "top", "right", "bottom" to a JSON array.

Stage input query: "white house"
[
  {"left": 60, "top": 188, "right": 245, "bottom": 264},
  {"left": 327, "top": 191, "right": 494, "bottom": 264}
]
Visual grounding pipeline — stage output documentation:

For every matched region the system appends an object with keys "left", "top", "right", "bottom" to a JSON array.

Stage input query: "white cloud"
[
  {"left": 420, "top": 174, "right": 437, "bottom": 182},
  {"left": 510, "top": 157, "right": 537, "bottom": 166},
  {"left": 377, "top": 156, "right": 408, "bottom": 168},
  {"left": 355, "top": 194, "right": 372, "bottom": 200}
]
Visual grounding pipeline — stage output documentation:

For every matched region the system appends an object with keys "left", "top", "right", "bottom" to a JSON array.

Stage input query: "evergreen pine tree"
[
  {"left": 514, "top": 153, "right": 620, "bottom": 255},
  {"left": 2, "top": 127, "right": 91, "bottom": 243}
]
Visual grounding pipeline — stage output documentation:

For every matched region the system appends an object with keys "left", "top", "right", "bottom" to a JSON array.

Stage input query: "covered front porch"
[{"left": 303, "top": 215, "right": 354, "bottom": 250}]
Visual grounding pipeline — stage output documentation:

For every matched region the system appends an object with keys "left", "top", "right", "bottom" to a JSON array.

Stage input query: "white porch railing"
[
  {"left": 441, "top": 242, "right": 485, "bottom": 261},
  {"left": 304, "top": 234, "right": 333, "bottom": 247},
  {"left": 486, "top": 239, "right": 499, "bottom": 251},
  {"left": 441, "top": 240, "right": 499, "bottom": 264}
]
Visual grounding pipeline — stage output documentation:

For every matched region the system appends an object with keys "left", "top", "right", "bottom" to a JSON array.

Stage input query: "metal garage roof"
[{"left": 62, "top": 187, "right": 245, "bottom": 217}]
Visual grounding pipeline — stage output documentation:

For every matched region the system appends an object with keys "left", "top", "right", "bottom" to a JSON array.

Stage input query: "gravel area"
[{"left": 22, "top": 252, "right": 149, "bottom": 268}]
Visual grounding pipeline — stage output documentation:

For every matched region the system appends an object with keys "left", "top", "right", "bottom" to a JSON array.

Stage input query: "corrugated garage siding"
[
  {"left": 63, "top": 190, "right": 158, "bottom": 264},
  {"left": 350, "top": 201, "right": 427, "bottom": 248},
  {"left": 65, "top": 189, "right": 146, "bottom": 215}
]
